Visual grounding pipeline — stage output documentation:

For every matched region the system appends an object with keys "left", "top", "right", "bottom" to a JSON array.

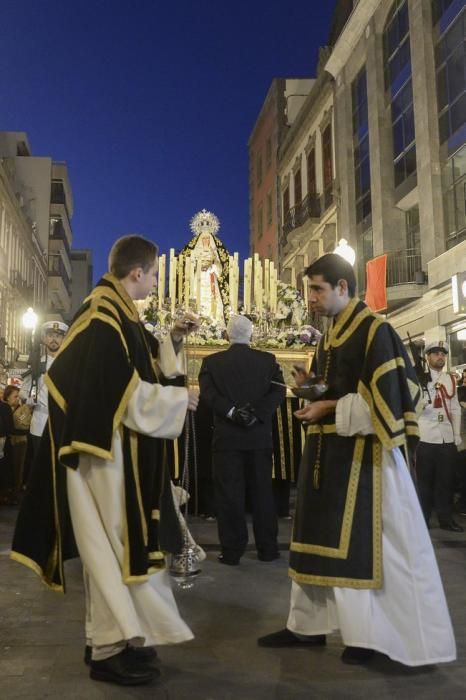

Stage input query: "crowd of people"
[{"left": 1, "top": 235, "right": 464, "bottom": 686}]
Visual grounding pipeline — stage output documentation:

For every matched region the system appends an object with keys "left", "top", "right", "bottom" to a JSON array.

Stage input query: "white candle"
[
  {"left": 264, "top": 259, "right": 270, "bottom": 305},
  {"left": 196, "top": 260, "right": 201, "bottom": 312},
  {"left": 244, "top": 258, "right": 252, "bottom": 312},
  {"left": 177, "top": 254, "right": 184, "bottom": 309},
  {"left": 169, "top": 249, "right": 176, "bottom": 314},
  {"left": 255, "top": 257, "right": 263, "bottom": 313},
  {"left": 184, "top": 256, "right": 191, "bottom": 310},
  {"left": 291, "top": 267, "right": 296, "bottom": 289},
  {"left": 158, "top": 254, "right": 166, "bottom": 307}
]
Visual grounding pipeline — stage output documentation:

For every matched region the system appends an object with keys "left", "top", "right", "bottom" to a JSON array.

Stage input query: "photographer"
[{"left": 199, "top": 314, "right": 286, "bottom": 565}]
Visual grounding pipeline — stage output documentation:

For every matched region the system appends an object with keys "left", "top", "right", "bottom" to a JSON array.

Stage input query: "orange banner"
[{"left": 365, "top": 254, "right": 387, "bottom": 312}]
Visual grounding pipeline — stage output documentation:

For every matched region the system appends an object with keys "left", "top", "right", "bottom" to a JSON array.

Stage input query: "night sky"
[{"left": 1, "top": 0, "right": 337, "bottom": 281}]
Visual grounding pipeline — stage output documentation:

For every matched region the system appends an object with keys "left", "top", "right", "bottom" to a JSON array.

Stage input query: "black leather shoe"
[
  {"left": 90, "top": 650, "right": 159, "bottom": 685},
  {"left": 341, "top": 646, "right": 375, "bottom": 665},
  {"left": 439, "top": 520, "right": 464, "bottom": 532},
  {"left": 217, "top": 554, "right": 240, "bottom": 566},
  {"left": 258, "top": 628, "right": 326, "bottom": 648},
  {"left": 257, "top": 552, "right": 280, "bottom": 562},
  {"left": 84, "top": 644, "right": 157, "bottom": 667}
]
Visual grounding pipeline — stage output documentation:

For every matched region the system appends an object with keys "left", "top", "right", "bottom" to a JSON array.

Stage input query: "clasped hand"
[{"left": 230, "top": 403, "right": 258, "bottom": 428}]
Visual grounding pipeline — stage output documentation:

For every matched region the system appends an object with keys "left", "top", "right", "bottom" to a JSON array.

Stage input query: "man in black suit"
[{"left": 199, "top": 315, "right": 286, "bottom": 565}]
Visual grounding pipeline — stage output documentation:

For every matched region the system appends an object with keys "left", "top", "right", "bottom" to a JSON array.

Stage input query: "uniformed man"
[
  {"left": 20, "top": 320, "right": 68, "bottom": 458},
  {"left": 416, "top": 340, "right": 463, "bottom": 531}
]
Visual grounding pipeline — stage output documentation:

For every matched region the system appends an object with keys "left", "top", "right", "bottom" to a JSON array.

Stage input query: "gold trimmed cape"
[
  {"left": 289, "top": 299, "right": 421, "bottom": 589},
  {"left": 11, "top": 275, "right": 183, "bottom": 591}
]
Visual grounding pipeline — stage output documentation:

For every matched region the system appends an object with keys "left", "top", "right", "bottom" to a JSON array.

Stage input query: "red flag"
[{"left": 365, "top": 254, "right": 387, "bottom": 312}]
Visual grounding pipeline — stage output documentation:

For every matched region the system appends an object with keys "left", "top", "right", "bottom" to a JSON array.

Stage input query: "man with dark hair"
[
  {"left": 258, "top": 253, "right": 456, "bottom": 667},
  {"left": 12, "top": 235, "right": 200, "bottom": 686}
]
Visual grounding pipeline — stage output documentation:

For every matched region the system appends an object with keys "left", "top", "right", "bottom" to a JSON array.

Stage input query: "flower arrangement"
[
  {"left": 276, "top": 281, "right": 307, "bottom": 326},
  {"left": 186, "top": 318, "right": 229, "bottom": 346},
  {"left": 256, "top": 325, "right": 321, "bottom": 349}
]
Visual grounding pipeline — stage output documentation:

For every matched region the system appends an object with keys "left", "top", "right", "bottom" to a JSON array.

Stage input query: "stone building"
[
  {"left": 251, "top": 0, "right": 465, "bottom": 366},
  {"left": 248, "top": 78, "right": 314, "bottom": 267},
  {"left": 325, "top": 0, "right": 465, "bottom": 364},
  {"left": 0, "top": 132, "right": 74, "bottom": 373}
]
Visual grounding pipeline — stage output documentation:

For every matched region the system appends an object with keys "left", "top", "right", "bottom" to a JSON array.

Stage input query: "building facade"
[
  {"left": 248, "top": 78, "right": 314, "bottom": 266},
  {"left": 249, "top": 0, "right": 466, "bottom": 367},
  {"left": 276, "top": 54, "right": 337, "bottom": 295},
  {"left": 69, "top": 248, "right": 93, "bottom": 321},
  {"left": 325, "top": 0, "right": 465, "bottom": 365},
  {"left": 0, "top": 132, "right": 74, "bottom": 375}
]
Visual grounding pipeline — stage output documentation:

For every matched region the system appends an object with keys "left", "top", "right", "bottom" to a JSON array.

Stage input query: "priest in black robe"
[
  {"left": 11, "top": 235, "right": 200, "bottom": 686},
  {"left": 258, "top": 253, "right": 456, "bottom": 667}
]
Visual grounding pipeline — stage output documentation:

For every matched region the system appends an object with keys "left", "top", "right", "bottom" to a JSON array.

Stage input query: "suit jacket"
[{"left": 198, "top": 343, "right": 286, "bottom": 451}]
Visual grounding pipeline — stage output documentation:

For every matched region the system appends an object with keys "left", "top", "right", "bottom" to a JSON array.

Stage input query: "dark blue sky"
[{"left": 1, "top": 0, "right": 336, "bottom": 281}]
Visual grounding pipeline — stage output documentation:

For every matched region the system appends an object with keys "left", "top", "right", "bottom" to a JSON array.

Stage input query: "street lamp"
[
  {"left": 22, "top": 307, "right": 38, "bottom": 332},
  {"left": 334, "top": 238, "right": 356, "bottom": 266},
  {"left": 22, "top": 307, "right": 38, "bottom": 356}
]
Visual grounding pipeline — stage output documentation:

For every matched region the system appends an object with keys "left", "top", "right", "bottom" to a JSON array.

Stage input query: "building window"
[
  {"left": 257, "top": 207, "right": 263, "bottom": 239},
  {"left": 294, "top": 168, "right": 302, "bottom": 205},
  {"left": 352, "top": 67, "right": 372, "bottom": 224},
  {"left": 307, "top": 148, "right": 317, "bottom": 196},
  {"left": 256, "top": 153, "right": 263, "bottom": 187},
  {"left": 443, "top": 143, "right": 466, "bottom": 247},
  {"left": 434, "top": 3, "right": 466, "bottom": 147},
  {"left": 322, "top": 124, "right": 333, "bottom": 210},
  {"left": 384, "top": 0, "right": 416, "bottom": 188},
  {"left": 283, "top": 186, "right": 290, "bottom": 221},
  {"left": 266, "top": 191, "right": 273, "bottom": 226},
  {"left": 265, "top": 138, "right": 272, "bottom": 169}
]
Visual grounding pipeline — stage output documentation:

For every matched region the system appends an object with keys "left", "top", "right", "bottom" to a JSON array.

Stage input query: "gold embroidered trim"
[
  {"left": 323, "top": 299, "right": 371, "bottom": 350},
  {"left": 288, "top": 567, "right": 382, "bottom": 589},
  {"left": 130, "top": 431, "right": 148, "bottom": 546},
  {"left": 290, "top": 436, "right": 364, "bottom": 558},
  {"left": 9, "top": 551, "right": 64, "bottom": 593},
  {"left": 48, "top": 418, "right": 63, "bottom": 590},
  {"left": 46, "top": 375, "right": 67, "bottom": 413},
  {"left": 277, "top": 404, "right": 286, "bottom": 479},
  {"left": 372, "top": 438, "right": 383, "bottom": 587},
  {"left": 148, "top": 551, "right": 164, "bottom": 559},
  {"left": 287, "top": 400, "right": 295, "bottom": 481},
  {"left": 306, "top": 424, "right": 337, "bottom": 434}
]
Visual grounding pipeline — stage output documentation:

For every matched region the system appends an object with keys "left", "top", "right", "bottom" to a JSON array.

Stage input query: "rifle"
[
  {"left": 26, "top": 332, "right": 47, "bottom": 402},
  {"left": 407, "top": 332, "right": 431, "bottom": 400}
]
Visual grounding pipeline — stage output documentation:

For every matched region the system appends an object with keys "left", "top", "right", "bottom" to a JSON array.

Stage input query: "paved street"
[{"left": 1, "top": 503, "right": 465, "bottom": 699}]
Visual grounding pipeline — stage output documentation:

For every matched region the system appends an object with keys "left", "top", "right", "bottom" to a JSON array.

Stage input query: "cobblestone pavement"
[{"left": 1, "top": 504, "right": 465, "bottom": 699}]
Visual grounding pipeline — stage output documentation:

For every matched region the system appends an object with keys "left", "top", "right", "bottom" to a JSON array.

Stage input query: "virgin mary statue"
[{"left": 182, "top": 209, "right": 229, "bottom": 323}]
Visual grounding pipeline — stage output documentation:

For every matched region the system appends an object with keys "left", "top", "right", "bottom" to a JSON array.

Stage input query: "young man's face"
[
  {"left": 427, "top": 350, "right": 447, "bottom": 371},
  {"left": 44, "top": 330, "right": 65, "bottom": 354},
  {"left": 133, "top": 261, "right": 157, "bottom": 300},
  {"left": 307, "top": 274, "right": 349, "bottom": 318}
]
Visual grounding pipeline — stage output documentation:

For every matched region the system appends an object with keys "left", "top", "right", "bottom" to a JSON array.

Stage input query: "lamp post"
[
  {"left": 334, "top": 238, "right": 356, "bottom": 266},
  {"left": 22, "top": 307, "right": 38, "bottom": 351}
]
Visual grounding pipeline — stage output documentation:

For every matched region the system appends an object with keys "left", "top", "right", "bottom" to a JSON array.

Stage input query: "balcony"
[
  {"left": 360, "top": 248, "right": 426, "bottom": 310},
  {"left": 48, "top": 254, "right": 71, "bottom": 295},
  {"left": 9, "top": 269, "right": 34, "bottom": 303},
  {"left": 49, "top": 218, "right": 71, "bottom": 259}
]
